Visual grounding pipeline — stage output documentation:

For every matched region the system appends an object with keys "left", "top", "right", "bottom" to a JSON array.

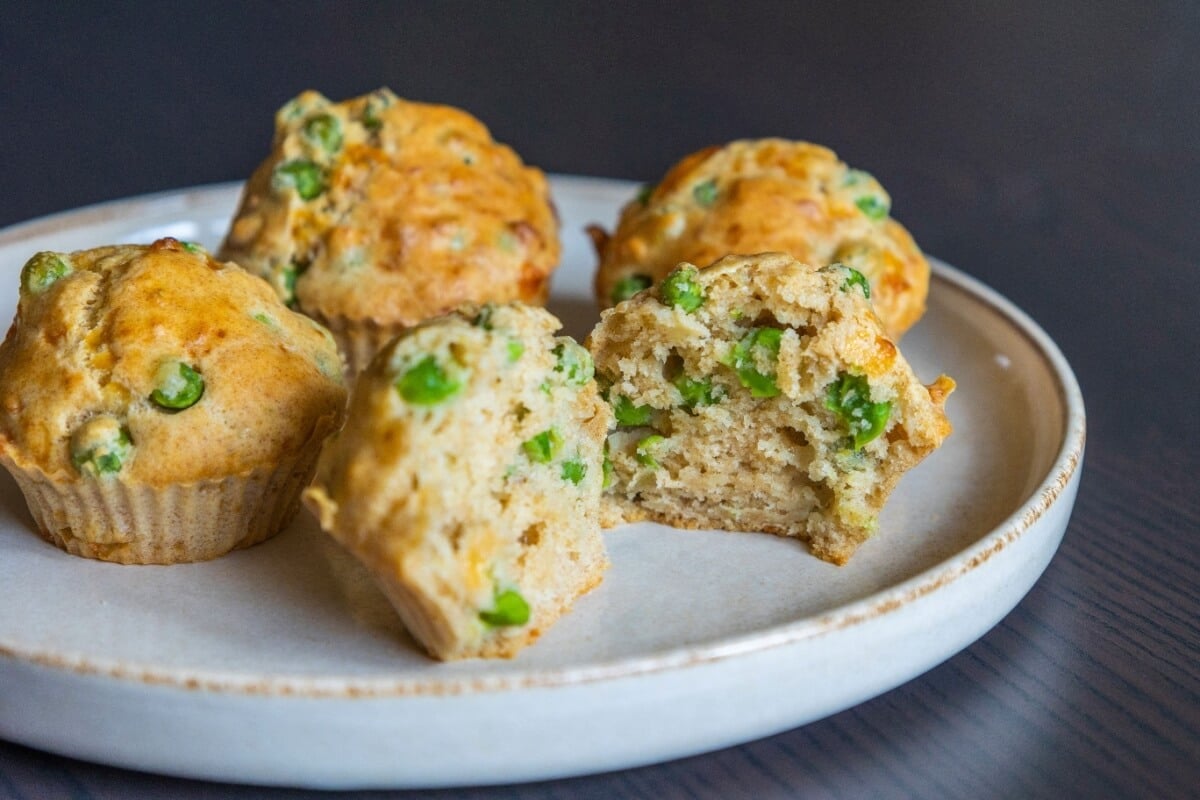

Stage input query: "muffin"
[
  {"left": 0, "top": 238, "right": 348, "bottom": 564},
  {"left": 219, "top": 88, "right": 561, "bottom": 377},
  {"left": 303, "top": 303, "right": 610, "bottom": 660},
  {"left": 589, "top": 139, "right": 930, "bottom": 338},
  {"left": 587, "top": 252, "right": 954, "bottom": 565}
]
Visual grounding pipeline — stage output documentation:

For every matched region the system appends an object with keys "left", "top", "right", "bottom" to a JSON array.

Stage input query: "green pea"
[
  {"left": 855, "top": 195, "right": 890, "bottom": 220},
  {"left": 724, "top": 327, "right": 783, "bottom": 398},
  {"left": 824, "top": 372, "right": 892, "bottom": 449},
  {"left": 674, "top": 374, "right": 719, "bottom": 409},
  {"left": 612, "top": 395, "right": 653, "bottom": 427},
  {"left": 822, "top": 263, "right": 871, "bottom": 299},
  {"left": 660, "top": 265, "right": 705, "bottom": 312},
  {"left": 362, "top": 91, "right": 394, "bottom": 131},
  {"left": 303, "top": 113, "right": 343, "bottom": 153},
  {"left": 506, "top": 340, "right": 525, "bottom": 363},
  {"left": 363, "top": 105, "right": 383, "bottom": 131},
  {"left": 692, "top": 178, "right": 718, "bottom": 207},
  {"left": 273, "top": 159, "right": 325, "bottom": 201},
  {"left": 479, "top": 588, "right": 530, "bottom": 627},
  {"left": 397, "top": 356, "right": 462, "bottom": 404},
  {"left": 841, "top": 265, "right": 871, "bottom": 298},
  {"left": 523, "top": 428, "right": 563, "bottom": 463},
  {"left": 553, "top": 341, "right": 594, "bottom": 386},
  {"left": 150, "top": 361, "right": 205, "bottom": 410},
  {"left": 561, "top": 459, "right": 587, "bottom": 485},
  {"left": 279, "top": 260, "right": 309, "bottom": 307},
  {"left": 473, "top": 303, "right": 496, "bottom": 330},
  {"left": 635, "top": 434, "right": 665, "bottom": 468},
  {"left": 611, "top": 274, "right": 652, "bottom": 304},
  {"left": 635, "top": 183, "right": 655, "bottom": 205},
  {"left": 281, "top": 266, "right": 298, "bottom": 305},
  {"left": 843, "top": 170, "right": 890, "bottom": 220},
  {"left": 21, "top": 252, "right": 72, "bottom": 295},
  {"left": 70, "top": 418, "right": 132, "bottom": 477}
]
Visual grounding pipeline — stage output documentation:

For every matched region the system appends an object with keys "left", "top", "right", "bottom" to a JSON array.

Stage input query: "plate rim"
[{"left": 0, "top": 178, "right": 1086, "bottom": 697}]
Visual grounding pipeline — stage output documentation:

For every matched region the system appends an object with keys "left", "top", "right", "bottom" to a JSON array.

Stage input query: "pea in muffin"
[
  {"left": 587, "top": 252, "right": 953, "bottom": 565},
  {"left": 303, "top": 303, "right": 610, "bottom": 660},
  {"left": 589, "top": 139, "right": 930, "bottom": 338},
  {"left": 219, "top": 88, "right": 561, "bottom": 377},
  {"left": 0, "top": 238, "right": 348, "bottom": 564}
]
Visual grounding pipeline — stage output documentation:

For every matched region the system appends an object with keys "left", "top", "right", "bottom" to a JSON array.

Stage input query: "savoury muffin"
[
  {"left": 303, "top": 303, "right": 610, "bottom": 660},
  {"left": 219, "top": 88, "right": 561, "bottom": 377},
  {"left": 0, "top": 238, "right": 348, "bottom": 564},
  {"left": 589, "top": 139, "right": 930, "bottom": 338},
  {"left": 587, "top": 252, "right": 953, "bottom": 565}
]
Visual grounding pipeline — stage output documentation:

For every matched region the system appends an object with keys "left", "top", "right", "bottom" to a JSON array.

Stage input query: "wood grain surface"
[{"left": 1, "top": 2, "right": 1197, "bottom": 798}]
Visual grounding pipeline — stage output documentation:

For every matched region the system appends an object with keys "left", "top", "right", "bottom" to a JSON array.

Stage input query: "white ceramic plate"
[{"left": 0, "top": 177, "right": 1084, "bottom": 789}]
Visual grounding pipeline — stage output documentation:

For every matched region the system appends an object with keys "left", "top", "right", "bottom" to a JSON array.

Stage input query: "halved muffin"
[
  {"left": 303, "top": 303, "right": 610, "bottom": 659},
  {"left": 588, "top": 252, "right": 953, "bottom": 564}
]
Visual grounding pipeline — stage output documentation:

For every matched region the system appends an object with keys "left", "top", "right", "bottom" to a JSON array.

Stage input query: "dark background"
[{"left": 1, "top": 3, "right": 1197, "bottom": 798}]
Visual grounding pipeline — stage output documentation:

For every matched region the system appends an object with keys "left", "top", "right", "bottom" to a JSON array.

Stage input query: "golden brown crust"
[
  {"left": 592, "top": 139, "right": 930, "bottom": 338},
  {"left": 0, "top": 238, "right": 346, "bottom": 483},
  {"left": 219, "top": 89, "right": 560, "bottom": 372},
  {"left": 0, "top": 238, "right": 348, "bottom": 563}
]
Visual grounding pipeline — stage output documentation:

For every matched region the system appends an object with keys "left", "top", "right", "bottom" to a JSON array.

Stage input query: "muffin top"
[
  {"left": 219, "top": 88, "right": 561, "bottom": 327},
  {"left": 0, "top": 238, "right": 347, "bottom": 485},
  {"left": 589, "top": 139, "right": 930, "bottom": 338}
]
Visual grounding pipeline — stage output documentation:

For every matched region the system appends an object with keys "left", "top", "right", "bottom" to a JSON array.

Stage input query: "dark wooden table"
[{"left": 2, "top": 3, "right": 1196, "bottom": 798}]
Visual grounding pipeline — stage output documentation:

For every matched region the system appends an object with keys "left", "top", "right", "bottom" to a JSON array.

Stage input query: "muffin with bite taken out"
[{"left": 587, "top": 252, "right": 953, "bottom": 565}]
